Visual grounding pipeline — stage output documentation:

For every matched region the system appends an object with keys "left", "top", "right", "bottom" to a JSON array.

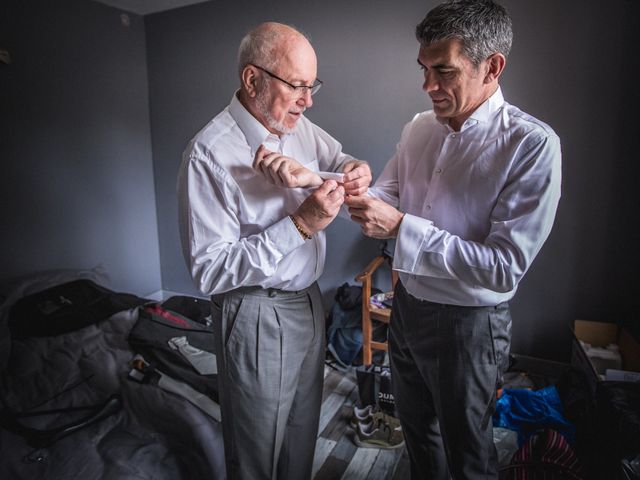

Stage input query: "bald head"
[
  {"left": 237, "top": 22, "right": 318, "bottom": 136},
  {"left": 237, "top": 22, "right": 315, "bottom": 79}
]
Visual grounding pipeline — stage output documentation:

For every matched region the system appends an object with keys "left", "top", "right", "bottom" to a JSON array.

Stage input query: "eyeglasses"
[{"left": 251, "top": 64, "right": 323, "bottom": 96}]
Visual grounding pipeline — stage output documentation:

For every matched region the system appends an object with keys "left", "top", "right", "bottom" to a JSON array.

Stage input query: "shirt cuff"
[
  {"left": 393, "top": 213, "right": 433, "bottom": 273},
  {"left": 265, "top": 215, "right": 306, "bottom": 257}
]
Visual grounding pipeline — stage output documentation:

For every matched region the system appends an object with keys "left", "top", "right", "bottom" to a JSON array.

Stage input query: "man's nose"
[
  {"left": 298, "top": 89, "right": 313, "bottom": 108},
  {"left": 422, "top": 71, "right": 438, "bottom": 93}
]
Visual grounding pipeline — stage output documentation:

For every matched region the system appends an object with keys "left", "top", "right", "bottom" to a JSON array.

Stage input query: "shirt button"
[
  {"left": 435, "top": 168, "right": 442, "bottom": 174},
  {"left": 426, "top": 205, "right": 432, "bottom": 211},
  {"left": 451, "top": 134, "right": 456, "bottom": 138}
]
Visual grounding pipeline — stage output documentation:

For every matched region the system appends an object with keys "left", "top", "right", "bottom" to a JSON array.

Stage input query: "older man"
[
  {"left": 177, "top": 22, "right": 370, "bottom": 480},
  {"left": 345, "top": 1, "right": 562, "bottom": 479}
]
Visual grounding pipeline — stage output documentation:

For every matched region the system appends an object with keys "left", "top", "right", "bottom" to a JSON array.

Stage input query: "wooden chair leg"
[
  {"left": 361, "top": 276, "right": 373, "bottom": 365},
  {"left": 362, "top": 316, "right": 372, "bottom": 365}
]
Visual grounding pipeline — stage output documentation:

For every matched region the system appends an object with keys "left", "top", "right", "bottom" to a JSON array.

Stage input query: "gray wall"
[
  {"left": 147, "top": 0, "right": 639, "bottom": 361},
  {"left": 1, "top": 0, "right": 637, "bottom": 362},
  {"left": 144, "top": 0, "right": 427, "bottom": 300},
  {"left": 0, "top": 0, "right": 162, "bottom": 296}
]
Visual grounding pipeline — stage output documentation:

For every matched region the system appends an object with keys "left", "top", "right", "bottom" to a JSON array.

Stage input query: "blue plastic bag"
[{"left": 493, "top": 385, "right": 575, "bottom": 445}]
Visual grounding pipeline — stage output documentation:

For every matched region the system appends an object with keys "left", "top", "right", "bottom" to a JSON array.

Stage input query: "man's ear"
[
  {"left": 484, "top": 53, "right": 506, "bottom": 84},
  {"left": 241, "top": 65, "right": 259, "bottom": 98}
]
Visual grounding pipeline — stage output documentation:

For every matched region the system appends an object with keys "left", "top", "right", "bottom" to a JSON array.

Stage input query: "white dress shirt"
[
  {"left": 370, "top": 87, "right": 562, "bottom": 306},
  {"left": 177, "top": 93, "right": 355, "bottom": 295}
]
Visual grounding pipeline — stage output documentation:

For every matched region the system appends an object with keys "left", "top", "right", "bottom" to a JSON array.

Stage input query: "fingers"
[
  {"left": 343, "top": 177, "right": 367, "bottom": 196},
  {"left": 253, "top": 145, "right": 278, "bottom": 184},
  {"left": 345, "top": 185, "right": 369, "bottom": 196},
  {"left": 255, "top": 146, "right": 368, "bottom": 192},
  {"left": 253, "top": 146, "right": 286, "bottom": 175},
  {"left": 252, "top": 144, "right": 270, "bottom": 170},
  {"left": 345, "top": 195, "right": 369, "bottom": 224},
  {"left": 276, "top": 160, "right": 295, "bottom": 187},
  {"left": 341, "top": 161, "right": 357, "bottom": 174},
  {"left": 315, "top": 180, "right": 345, "bottom": 208},
  {"left": 294, "top": 181, "right": 345, "bottom": 235},
  {"left": 328, "top": 184, "right": 346, "bottom": 202},
  {"left": 342, "top": 162, "right": 370, "bottom": 180},
  {"left": 316, "top": 179, "right": 339, "bottom": 194},
  {"left": 342, "top": 162, "right": 372, "bottom": 196},
  {"left": 265, "top": 155, "right": 289, "bottom": 186},
  {"left": 254, "top": 145, "right": 324, "bottom": 188},
  {"left": 342, "top": 164, "right": 362, "bottom": 180},
  {"left": 347, "top": 207, "right": 366, "bottom": 227},
  {"left": 345, "top": 196, "right": 404, "bottom": 239},
  {"left": 344, "top": 194, "right": 369, "bottom": 207},
  {"left": 253, "top": 146, "right": 298, "bottom": 187}
]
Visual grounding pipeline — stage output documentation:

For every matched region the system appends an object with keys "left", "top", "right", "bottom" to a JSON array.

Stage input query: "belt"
[
  {"left": 400, "top": 282, "right": 506, "bottom": 310},
  {"left": 212, "top": 283, "right": 316, "bottom": 303}
]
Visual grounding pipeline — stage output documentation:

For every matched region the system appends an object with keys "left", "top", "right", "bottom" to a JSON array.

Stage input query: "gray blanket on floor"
[{"left": 0, "top": 306, "right": 225, "bottom": 479}]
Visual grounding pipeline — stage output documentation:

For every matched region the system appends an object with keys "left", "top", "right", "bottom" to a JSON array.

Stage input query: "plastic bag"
[{"left": 493, "top": 385, "right": 575, "bottom": 445}]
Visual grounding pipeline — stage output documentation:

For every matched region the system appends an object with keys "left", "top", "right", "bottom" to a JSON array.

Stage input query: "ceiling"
[{"left": 91, "top": 0, "right": 211, "bottom": 15}]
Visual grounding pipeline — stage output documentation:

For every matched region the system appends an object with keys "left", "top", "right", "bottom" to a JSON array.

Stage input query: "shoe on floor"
[
  {"left": 349, "top": 404, "right": 375, "bottom": 429},
  {"left": 349, "top": 405, "right": 402, "bottom": 432},
  {"left": 354, "top": 416, "right": 404, "bottom": 450}
]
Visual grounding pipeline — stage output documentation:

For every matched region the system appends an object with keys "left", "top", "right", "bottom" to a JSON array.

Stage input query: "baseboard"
[
  {"left": 144, "top": 290, "right": 208, "bottom": 301},
  {"left": 144, "top": 290, "right": 163, "bottom": 301}
]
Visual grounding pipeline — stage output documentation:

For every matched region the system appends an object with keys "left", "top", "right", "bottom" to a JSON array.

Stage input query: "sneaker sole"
[{"left": 353, "top": 435, "right": 405, "bottom": 450}]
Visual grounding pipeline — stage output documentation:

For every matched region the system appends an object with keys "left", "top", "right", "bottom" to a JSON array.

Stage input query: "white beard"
[{"left": 255, "top": 86, "right": 304, "bottom": 135}]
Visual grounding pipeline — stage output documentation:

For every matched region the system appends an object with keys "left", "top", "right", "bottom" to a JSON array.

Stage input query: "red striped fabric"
[{"left": 505, "top": 428, "right": 584, "bottom": 480}]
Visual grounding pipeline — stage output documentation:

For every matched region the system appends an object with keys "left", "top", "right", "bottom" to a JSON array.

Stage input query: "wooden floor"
[
  {"left": 312, "top": 365, "right": 409, "bottom": 480},
  {"left": 310, "top": 354, "right": 578, "bottom": 479}
]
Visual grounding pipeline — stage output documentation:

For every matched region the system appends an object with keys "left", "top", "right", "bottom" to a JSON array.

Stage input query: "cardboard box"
[{"left": 571, "top": 319, "right": 640, "bottom": 392}]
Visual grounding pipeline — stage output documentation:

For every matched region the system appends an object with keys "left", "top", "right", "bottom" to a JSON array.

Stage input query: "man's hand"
[
  {"left": 345, "top": 195, "right": 404, "bottom": 239},
  {"left": 342, "top": 160, "right": 372, "bottom": 196},
  {"left": 253, "top": 145, "right": 322, "bottom": 188},
  {"left": 293, "top": 180, "right": 345, "bottom": 236}
]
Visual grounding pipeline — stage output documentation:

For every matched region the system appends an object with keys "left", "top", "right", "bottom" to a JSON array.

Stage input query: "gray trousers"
[
  {"left": 211, "top": 283, "right": 325, "bottom": 480},
  {"left": 389, "top": 282, "right": 511, "bottom": 480}
]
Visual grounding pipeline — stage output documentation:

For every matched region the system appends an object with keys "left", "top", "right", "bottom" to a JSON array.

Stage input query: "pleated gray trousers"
[{"left": 211, "top": 283, "right": 325, "bottom": 480}]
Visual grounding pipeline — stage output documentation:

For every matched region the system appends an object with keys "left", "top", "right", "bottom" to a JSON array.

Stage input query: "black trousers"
[{"left": 389, "top": 281, "right": 511, "bottom": 480}]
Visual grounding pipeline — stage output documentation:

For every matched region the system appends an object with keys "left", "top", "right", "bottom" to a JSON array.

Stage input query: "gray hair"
[{"left": 415, "top": 0, "right": 512, "bottom": 67}]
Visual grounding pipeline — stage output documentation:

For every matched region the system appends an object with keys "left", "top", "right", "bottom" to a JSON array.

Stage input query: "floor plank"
[
  {"left": 314, "top": 366, "right": 406, "bottom": 479},
  {"left": 321, "top": 390, "right": 358, "bottom": 441},
  {"left": 313, "top": 435, "right": 358, "bottom": 480},
  {"left": 322, "top": 365, "right": 345, "bottom": 398},
  {"left": 318, "top": 374, "right": 356, "bottom": 434},
  {"left": 390, "top": 450, "right": 411, "bottom": 480},
  {"left": 312, "top": 437, "right": 338, "bottom": 479},
  {"left": 366, "top": 448, "right": 403, "bottom": 480},
  {"left": 340, "top": 447, "right": 379, "bottom": 479}
]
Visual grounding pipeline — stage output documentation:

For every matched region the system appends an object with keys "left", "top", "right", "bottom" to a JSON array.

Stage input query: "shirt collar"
[
  {"left": 228, "top": 92, "right": 289, "bottom": 155},
  {"left": 436, "top": 86, "right": 505, "bottom": 130},
  {"left": 469, "top": 86, "right": 504, "bottom": 124}
]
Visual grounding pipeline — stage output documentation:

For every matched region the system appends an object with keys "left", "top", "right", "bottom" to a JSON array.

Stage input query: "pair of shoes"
[
  {"left": 350, "top": 405, "right": 404, "bottom": 449},
  {"left": 354, "top": 417, "right": 404, "bottom": 450},
  {"left": 349, "top": 405, "right": 401, "bottom": 431},
  {"left": 349, "top": 404, "right": 375, "bottom": 429}
]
